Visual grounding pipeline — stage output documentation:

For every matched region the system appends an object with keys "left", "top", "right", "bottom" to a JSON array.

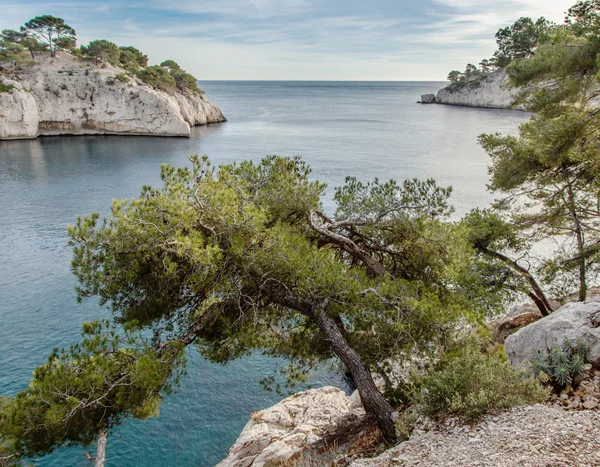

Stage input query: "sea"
[{"left": 0, "top": 81, "right": 529, "bottom": 466}]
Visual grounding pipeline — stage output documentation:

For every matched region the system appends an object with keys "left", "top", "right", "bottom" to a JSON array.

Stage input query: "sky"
[{"left": 0, "top": 0, "right": 576, "bottom": 81}]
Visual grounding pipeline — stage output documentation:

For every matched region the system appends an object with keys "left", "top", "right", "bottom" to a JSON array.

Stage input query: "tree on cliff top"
[
  {"left": 80, "top": 40, "right": 120, "bottom": 66},
  {"left": 20, "top": 16, "right": 76, "bottom": 57},
  {"left": 492, "top": 17, "right": 553, "bottom": 68}
]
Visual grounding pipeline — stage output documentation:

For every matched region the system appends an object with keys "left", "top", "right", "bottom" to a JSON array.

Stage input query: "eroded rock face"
[
  {"left": 0, "top": 52, "right": 226, "bottom": 140},
  {"left": 505, "top": 298, "right": 600, "bottom": 368},
  {"left": 435, "top": 69, "right": 525, "bottom": 110},
  {"left": 0, "top": 79, "right": 38, "bottom": 139},
  {"left": 216, "top": 386, "right": 366, "bottom": 467}
]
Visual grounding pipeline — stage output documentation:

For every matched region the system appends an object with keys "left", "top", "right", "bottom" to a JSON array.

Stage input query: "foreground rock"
[
  {"left": 0, "top": 52, "right": 225, "bottom": 140},
  {"left": 433, "top": 69, "right": 525, "bottom": 110},
  {"left": 217, "top": 386, "right": 367, "bottom": 467},
  {"left": 351, "top": 405, "right": 600, "bottom": 467},
  {"left": 506, "top": 297, "right": 600, "bottom": 368}
]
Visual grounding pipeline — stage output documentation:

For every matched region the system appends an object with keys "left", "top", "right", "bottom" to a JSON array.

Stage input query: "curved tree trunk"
[
  {"left": 481, "top": 247, "right": 552, "bottom": 316},
  {"left": 275, "top": 294, "right": 397, "bottom": 442}
]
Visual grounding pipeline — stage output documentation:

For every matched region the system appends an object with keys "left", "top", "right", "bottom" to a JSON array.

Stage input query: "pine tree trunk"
[
  {"left": 566, "top": 183, "right": 587, "bottom": 301},
  {"left": 274, "top": 293, "right": 397, "bottom": 442},
  {"left": 481, "top": 247, "right": 552, "bottom": 316},
  {"left": 94, "top": 429, "right": 107, "bottom": 467},
  {"left": 310, "top": 306, "right": 397, "bottom": 442}
]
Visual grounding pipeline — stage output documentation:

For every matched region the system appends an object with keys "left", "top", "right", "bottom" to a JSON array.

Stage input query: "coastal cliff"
[
  {"left": 0, "top": 52, "right": 226, "bottom": 140},
  {"left": 421, "top": 69, "right": 525, "bottom": 110}
]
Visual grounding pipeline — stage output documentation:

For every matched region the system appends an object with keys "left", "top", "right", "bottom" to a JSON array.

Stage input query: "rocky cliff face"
[
  {"left": 0, "top": 52, "right": 225, "bottom": 140},
  {"left": 428, "top": 69, "right": 525, "bottom": 110}
]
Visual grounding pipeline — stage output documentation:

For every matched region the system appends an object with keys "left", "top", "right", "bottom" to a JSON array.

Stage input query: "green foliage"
[
  {"left": 80, "top": 40, "right": 120, "bottom": 66},
  {"left": 492, "top": 17, "right": 553, "bottom": 68},
  {"left": 0, "top": 320, "right": 184, "bottom": 461},
  {"left": 417, "top": 338, "right": 549, "bottom": 421},
  {"left": 66, "top": 155, "right": 494, "bottom": 388},
  {"left": 160, "top": 59, "right": 201, "bottom": 93},
  {"left": 20, "top": 16, "right": 76, "bottom": 56},
  {"left": 114, "top": 73, "right": 129, "bottom": 84},
  {"left": 0, "top": 83, "right": 14, "bottom": 92},
  {"left": 531, "top": 338, "right": 591, "bottom": 389},
  {"left": 445, "top": 63, "right": 487, "bottom": 91},
  {"left": 480, "top": 101, "right": 600, "bottom": 301},
  {"left": 566, "top": 0, "right": 600, "bottom": 35},
  {"left": 119, "top": 46, "right": 148, "bottom": 72},
  {"left": 136, "top": 65, "right": 177, "bottom": 91}
]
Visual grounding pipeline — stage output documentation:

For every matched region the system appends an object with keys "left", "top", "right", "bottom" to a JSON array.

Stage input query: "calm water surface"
[{"left": 0, "top": 81, "right": 529, "bottom": 466}]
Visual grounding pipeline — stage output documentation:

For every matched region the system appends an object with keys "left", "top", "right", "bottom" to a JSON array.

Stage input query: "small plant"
[
  {"left": 0, "top": 83, "right": 14, "bottom": 93},
  {"left": 416, "top": 338, "right": 548, "bottom": 421},
  {"left": 395, "top": 408, "right": 418, "bottom": 441},
  {"left": 105, "top": 77, "right": 115, "bottom": 85},
  {"left": 114, "top": 73, "right": 129, "bottom": 84},
  {"left": 531, "top": 338, "right": 591, "bottom": 390}
]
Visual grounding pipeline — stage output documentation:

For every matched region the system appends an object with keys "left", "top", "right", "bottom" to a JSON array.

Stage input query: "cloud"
[{"left": 0, "top": 0, "right": 578, "bottom": 80}]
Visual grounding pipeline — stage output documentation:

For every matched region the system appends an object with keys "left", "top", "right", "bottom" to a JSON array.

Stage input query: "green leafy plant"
[
  {"left": 417, "top": 338, "right": 548, "bottom": 421},
  {"left": 114, "top": 73, "right": 129, "bottom": 84},
  {"left": 531, "top": 338, "right": 591, "bottom": 389},
  {"left": 0, "top": 83, "right": 14, "bottom": 93}
]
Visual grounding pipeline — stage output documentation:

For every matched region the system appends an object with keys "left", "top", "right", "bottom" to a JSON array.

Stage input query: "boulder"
[
  {"left": 505, "top": 298, "right": 600, "bottom": 368},
  {"left": 420, "top": 93, "right": 436, "bottom": 104},
  {"left": 216, "top": 386, "right": 366, "bottom": 467}
]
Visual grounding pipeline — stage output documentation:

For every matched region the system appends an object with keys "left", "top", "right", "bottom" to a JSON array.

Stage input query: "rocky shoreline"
[
  {"left": 0, "top": 52, "right": 226, "bottom": 140},
  {"left": 419, "top": 69, "right": 525, "bottom": 110},
  {"left": 219, "top": 298, "right": 600, "bottom": 466}
]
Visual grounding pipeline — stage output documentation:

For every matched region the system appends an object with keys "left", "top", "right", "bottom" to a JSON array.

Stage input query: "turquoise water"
[{"left": 0, "top": 81, "right": 529, "bottom": 466}]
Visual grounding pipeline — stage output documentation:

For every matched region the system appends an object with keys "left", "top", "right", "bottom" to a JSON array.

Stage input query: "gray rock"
[
  {"left": 420, "top": 93, "right": 436, "bottom": 104},
  {"left": 505, "top": 298, "right": 600, "bottom": 369}
]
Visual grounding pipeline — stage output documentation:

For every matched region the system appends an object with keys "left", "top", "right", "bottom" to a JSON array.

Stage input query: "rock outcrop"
[
  {"left": 431, "top": 69, "right": 525, "bottom": 110},
  {"left": 505, "top": 298, "right": 600, "bottom": 368},
  {"left": 0, "top": 52, "right": 225, "bottom": 140},
  {"left": 419, "top": 93, "right": 436, "bottom": 104},
  {"left": 216, "top": 386, "right": 367, "bottom": 467}
]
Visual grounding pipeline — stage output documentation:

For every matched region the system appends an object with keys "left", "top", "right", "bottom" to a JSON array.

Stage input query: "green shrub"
[
  {"left": 114, "top": 73, "right": 129, "bottom": 84},
  {"left": 531, "top": 338, "right": 591, "bottom": 390},
  {"left": 417, "top": 340, "right": 548, "bottom": 421},
  {"left": 136, "top": 65, "right": 176, "bottom": 91},
  {"left": 0, "top": 83, "right": 14, "bottom": 93}
]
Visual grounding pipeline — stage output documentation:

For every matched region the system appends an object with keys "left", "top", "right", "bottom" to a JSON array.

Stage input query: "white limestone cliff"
[
  {"left": 430, "top": 69, "right": 526, "bottom": 110},
  {"left": 0, "top": 52, "right": 225, "bottom": 140}
]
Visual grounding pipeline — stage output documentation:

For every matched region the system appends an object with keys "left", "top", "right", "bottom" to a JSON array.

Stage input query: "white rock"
[
  {"left": 0, "top": 78, "right": 39, "bottom": 139},
  {"left": 505, "top": 297, "right": 600, "bottom": 369},
  {"left": 216, "top": 386, "right": 366, "bottom": 467},
  {"left": 0, "top": 52, "right": 225, "bottom": 140},
  {"left": 435, "top": 69, "right": 525, "bottom": 110}
]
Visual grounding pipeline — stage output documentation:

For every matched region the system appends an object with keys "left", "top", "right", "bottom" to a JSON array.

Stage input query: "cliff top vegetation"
[{"left": 0, "top": 15, "right": 202, "bottom": 94}]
